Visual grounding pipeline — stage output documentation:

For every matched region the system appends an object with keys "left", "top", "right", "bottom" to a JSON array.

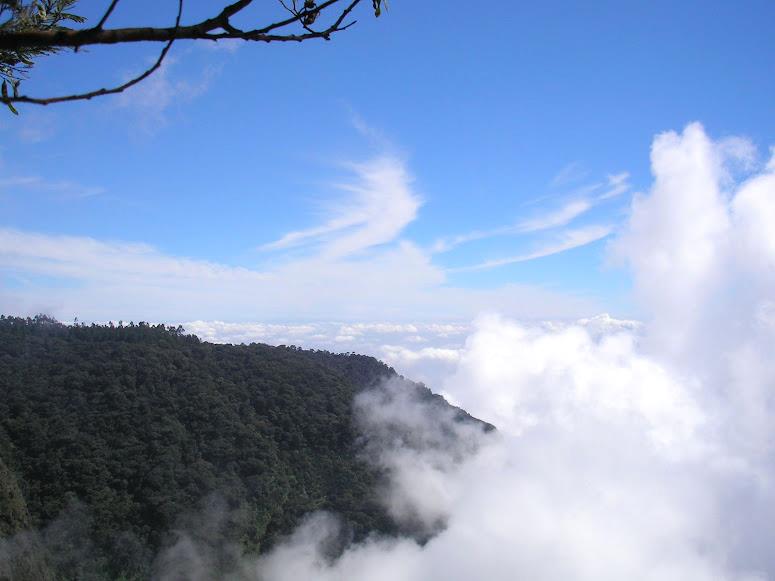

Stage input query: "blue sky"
[{"left": 1, "top": 0, "right": 773, "bottom": 324}]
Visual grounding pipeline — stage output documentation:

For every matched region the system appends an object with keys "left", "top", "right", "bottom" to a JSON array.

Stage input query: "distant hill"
[{"left": 0, "top": 315, "right": 489, "bottom": 580}]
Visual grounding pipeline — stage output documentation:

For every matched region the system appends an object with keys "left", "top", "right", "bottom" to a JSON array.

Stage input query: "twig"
[
  {"left": 5, "top": 0, "right": 183, "bottom": 106},
  {"left": 95, "top": 0, "right": 122, "bottom": 30},
  {"left": 0, "top": 0, "right": 374, "bottom": 107}
]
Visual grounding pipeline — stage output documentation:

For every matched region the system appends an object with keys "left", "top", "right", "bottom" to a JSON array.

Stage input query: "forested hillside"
[{"left": 0, "top": 315, "right": 488, "bottom": 580}]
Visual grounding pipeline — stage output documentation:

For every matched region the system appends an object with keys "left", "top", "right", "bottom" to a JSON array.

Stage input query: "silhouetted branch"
[
  {"left": 7, "top": 0, "right": 182, "bottom": 105},
  {"left": 0, "top": 0, "right": 367, "bottom": 49},
  {"left": 0, "top": 0, "right": 378, "bottom": 108}
]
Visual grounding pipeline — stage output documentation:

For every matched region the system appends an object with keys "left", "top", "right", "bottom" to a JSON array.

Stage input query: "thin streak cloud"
[
  {"left": 432, "top": 173, "right": 629, "bottom": 254},
  {"left": 0, "top": 175, "right": 105, "bottom": 199},
  {"left": 451, "top": 225, "right": 613, "bottom": 272},
  {"left": 516, "top": 199, "right": 593, "bottom": 233}
]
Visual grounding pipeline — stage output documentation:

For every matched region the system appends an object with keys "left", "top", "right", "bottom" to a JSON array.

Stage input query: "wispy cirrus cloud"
[
  {"left": 597, "top": 171, "right": 630, "bottom": 199},
  {"left": 0, "top": 228, "right": 267, "bottom": 284},
  {"left": 549, "top": 160, "right": 589, "bottom": 186},
  {"left": 516, "top": 198, "right": 594, "bottom": 233},
  {"left": 0, "top": 175, "right": 105, "bottom": 199},
  {"left": 114, "top": 56, "right": 218, "bottom": 133},
  {"left": 432, "top": 172, "right": 629, "bottom": 254},
  {"left": 260, "top": 156, "right": 421, "bottom": 259},
  {"left": 16, "top": 111, "right": 57, "bottom": 144},
  {"left": 451, "top": 224, "right": 614, "bottom": 272}
]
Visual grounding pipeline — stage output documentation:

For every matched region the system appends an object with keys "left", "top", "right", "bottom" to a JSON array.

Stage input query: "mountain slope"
[{"left": 0, "top": 315, "right": 488, "bottom": 580}]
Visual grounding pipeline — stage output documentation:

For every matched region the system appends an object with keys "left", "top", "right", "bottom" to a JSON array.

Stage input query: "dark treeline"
[{"left": 0, "top": 315, "right": 485, "bottom": 580}]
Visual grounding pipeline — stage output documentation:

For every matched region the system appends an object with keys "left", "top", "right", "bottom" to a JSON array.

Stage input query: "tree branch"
[
  {"left": 4, "top": 0, "right": 183, "bottom": 106},
  {"left": 0, "top": 0, "right": 364, "bottom": 50},
  {"left": 0, "top": 0, "right": 378, "bottom": 109}
]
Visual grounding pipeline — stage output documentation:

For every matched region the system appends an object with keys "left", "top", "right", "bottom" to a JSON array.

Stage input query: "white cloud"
[
  {"left": 261, "top": 156, "right": 420, "bottom": 259},
  {"left": 597, "top": 172, "right": 631, "bottom": 200},
  {"left": 0, "top": 228, "right": 266, "bottom": 284},
  {"left": 16, "top": 110, "right": 57, "bottom": 144},
  {"left": 432, "top": 172, "right": 629, "bottom": 254},
  {"left": 454, "top": 224, "right": 613, "bottom": 272},
  {"left": 610, "top": 122, "right": 774, "bottom": 366},
  {"left": 512, "top": 173, "right": 630, "bottom": 234},
  {"left": 340, "top": 322, "right": 421, "bottom": 335},
  {"left": 516, "top": 199, "right": 593, "bottom": 232},
  {"left": 574, "top": 312, "right": 642, "bottom": 335},
  {"left": 178, "top": 321, "right": 470, "bottom": 352},
  {"left": 349, "top": 110, "right": 394, "bottom": 150},
  {"left": 0, "top": 175, "right": 105, "bottom": 199},
  {"left": 0, "top": 227, "right": 598, "bottom": 322},
  {"left": 550, "top": 161, "right": 589, "bottom": 187},
  {"left": 430, "top": 226, "right": 511, "bottom": 253},
  {"left": 381, "top": 345, "right": 461, "bottom": 365},
  {"left": 379, "top": 345, "right": 463, "bottom": 389},
  {"left": 115, "top": 57, "right": 217, "bottom": 132},
  {"left": 199, "top": 37, "right": 242, "bottom": 53},
  {"left": 182, "top": 320, "right": 317, "bottom": 345}
]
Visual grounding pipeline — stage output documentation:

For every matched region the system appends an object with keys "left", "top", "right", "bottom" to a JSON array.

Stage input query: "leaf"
[
  {"left": 1, "top": 80, "right": 7, "bottom": 99},
  {"left": 60, "top": 13, "right": 85, "bottom": 23},
  {"left": 6, "top": 101, "right": 18, "bottom": 115}
]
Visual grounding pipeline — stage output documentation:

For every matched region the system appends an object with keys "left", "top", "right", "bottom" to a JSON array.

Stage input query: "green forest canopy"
[{"left": 0, "top": 315, "right": 489, "bottom": 580}]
